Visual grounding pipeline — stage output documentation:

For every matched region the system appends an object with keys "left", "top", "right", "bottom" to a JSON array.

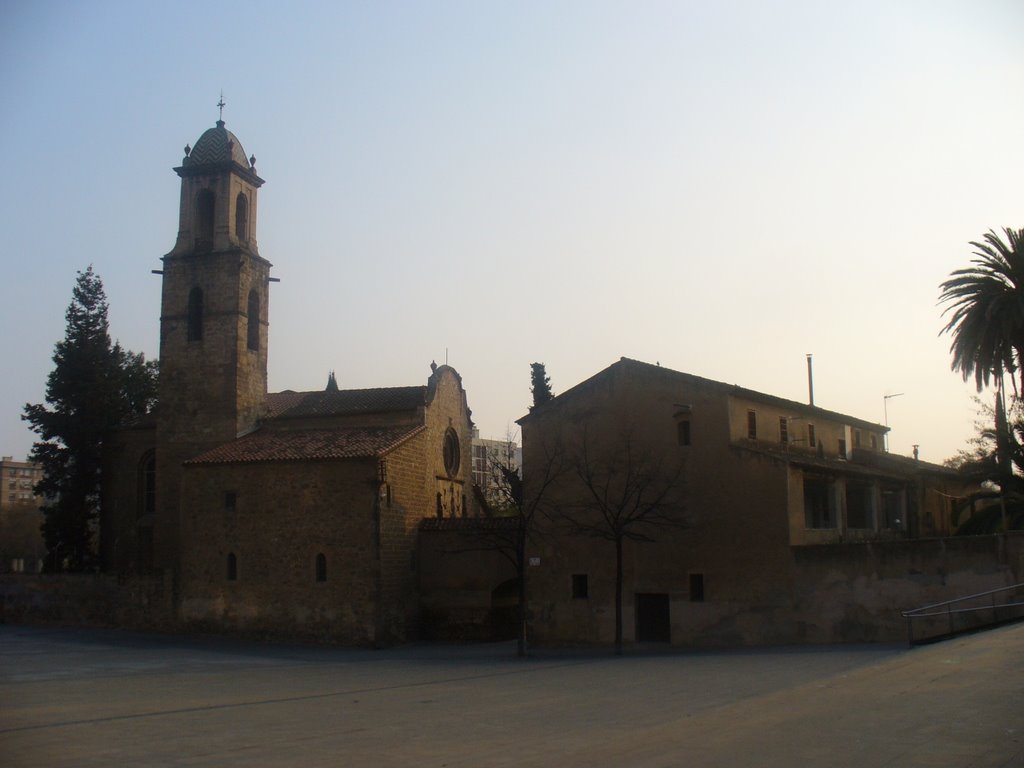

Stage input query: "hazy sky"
[{"left": 1, "top": 0, "right": 1022, "bottom": 464}]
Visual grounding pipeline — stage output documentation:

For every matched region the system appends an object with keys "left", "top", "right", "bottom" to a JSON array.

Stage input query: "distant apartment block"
[
  {"left": 1, "top": 456, "right": 43, "bottom": 512},
  {"left": 471, "top": 430, "right": 521, "bottom": 508}
]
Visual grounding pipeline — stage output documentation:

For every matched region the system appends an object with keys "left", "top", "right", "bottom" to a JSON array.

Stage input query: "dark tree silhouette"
[
  {"left": 939, "top": 227, "right": 1024, "bottom": 395},
  {"left": 557, "top": 426, "right": 686, "bottom": 655},
  {"left": 530, "top": 362, "right": 553, "bottom": 409},
  {"left": 23, "top": 267, "right": 157, "bottom": 571},
  {"left": 939, "top": 228, "right": 1024, "bottom": 533},
  {"left": 472, "top": 434, "right": 564, "bottom": 656},
  {"left": 947, "top": 394, "right": 1024, "bottom": 534}
]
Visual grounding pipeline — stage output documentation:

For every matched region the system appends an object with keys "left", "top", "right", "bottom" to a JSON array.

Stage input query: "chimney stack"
[{"left": 806, "top": 354, "right": 814, "bottom": 406}]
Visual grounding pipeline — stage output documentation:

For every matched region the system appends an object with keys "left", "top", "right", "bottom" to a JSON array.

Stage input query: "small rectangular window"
[
  {"left": 224, "top": 492, "right": 237, "bottom": 512},
  {"left": 846, "top": 480, "right": 875, "bottom": 529},
  {"left": 808, "top": 424, "right": 816, "bottom": 447},
  {"left": 838, "top": 438, "right": 847, "bottom": 458},
  {"left": 870, "top": 434, "right": 878, "bottom": 450},
  {"left": 779, "top": 417, "right": 788, "bottom": 444},
  {"left": 677, "top": 419, "right": 691, "bottom": 446},
  {"left": 854, "top": 429, "right": 861, "bottom": 447},
  {"left": 882, "top": 486, "right": 904, "bottom": 529},
  {"left": 689, "top": 573, "right": 705, "bottom": 602},
  {"left": 747, "top": 410, "right": 757, "bottom": 440},
  {"left": 571, "top": 573, "right": 589, "bottom": 599},
  {"left": 804, "top": 474, "right": 837, "bottom": 528}
]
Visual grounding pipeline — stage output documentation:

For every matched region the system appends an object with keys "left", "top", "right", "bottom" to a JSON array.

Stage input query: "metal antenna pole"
[{"left": 883, "top": 392, "right": 904, "bottom": 452}]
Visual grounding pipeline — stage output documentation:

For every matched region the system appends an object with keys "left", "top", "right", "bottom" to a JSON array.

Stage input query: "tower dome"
[{"left": 182, "top": 120, "right": 251, "bottom": 169}]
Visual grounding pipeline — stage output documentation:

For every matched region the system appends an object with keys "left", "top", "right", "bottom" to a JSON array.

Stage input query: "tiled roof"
[
  {"left": 731, "top": 440, "right": 955, "bottom": 482},
  {"left": 521, "top": 357, "right": 889, "bottom": 433},
  {"left": 850, "top": 447, "right": 958, "bottom": 477},
  {"left": 266, "top": 386, "right": 426, "bottom": 420},
  {"left": 183, "top": 121, "right": 250, "bottom": 167},
  {"left": 185, "top": 425, "right": 424, "bottom": 465},
  {"left": 264, "top": 390, "right": 309, "bottom": 418}
]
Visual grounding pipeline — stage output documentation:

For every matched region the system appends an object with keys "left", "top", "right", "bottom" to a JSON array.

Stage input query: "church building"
[{"left": 101, "top": 118, "right": 475, "bottom": 644}]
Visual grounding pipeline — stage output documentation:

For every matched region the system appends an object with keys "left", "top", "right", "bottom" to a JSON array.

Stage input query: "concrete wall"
[
  {"left": 784, "top": 534, "right": 1024, "bottom": 644},
  {"left": 726, "top": 394, "right": 884, "bottom": 458},
  {"left": 520, "top": 359, "right": 1015, "bottom": 648},
  {"left": 526, "top": 530, "right": 1022, "bottom": 648},
  {"left": 418, "top": 521, "right": 519, "bottom": 640},
  {"left": 523, "top": 360, "right": 792, "bottom": 646}
]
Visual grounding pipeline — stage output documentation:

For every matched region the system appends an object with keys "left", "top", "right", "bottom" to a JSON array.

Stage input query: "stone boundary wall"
[
  {"left": 418, "top": 522, "right": 519, "bottom": 641},
  {"left": 4, "top": 533, "right": 1022, "bottom": 646},
  {"left": 785, "top": 533, "right": 1024, "bottom": 644},
  {"left": 0, "top": 573, "right": 174, "bottom": 631}
]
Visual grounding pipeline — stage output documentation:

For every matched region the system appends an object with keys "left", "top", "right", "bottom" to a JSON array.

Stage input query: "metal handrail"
[
  {"left": 905, "top": 600, "right": 1024, "bottom": 619},
  {"left": 901, "top": 582, "right": 1024, "bottom": 646},
  {"left": 901, "top": 582, "right": 1024, "bottom": 617}
]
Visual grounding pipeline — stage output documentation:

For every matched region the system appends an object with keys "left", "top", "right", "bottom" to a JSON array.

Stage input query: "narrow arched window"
[
  {"left": 196, "top": 189, "right": 215, "bottom": 250},
  {"left": 235, "top": 192, "right": 248, "bottom": 242},
  {"left": 187, "top": 287, "right": 204, "bottom": 342},
  {"left": 227, "top": 552, "right": 238, "bottom": 581},
  {"left": 246, "top": 289, "right": 259, "bottom": 351},
  {"left": 138, "top": 451, "right": 155, "bottom": 520},
  {"left": 315, "top": 553, "right": 327, "bottom": 582}
]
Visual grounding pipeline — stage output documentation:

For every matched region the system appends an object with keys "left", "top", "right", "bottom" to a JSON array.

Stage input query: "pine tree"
[
  {"left": 530, "top": 362, "right": 553, "bottom": 409},
  {"left": 23, "top": 267, "right": 157, "bottom": 572}
]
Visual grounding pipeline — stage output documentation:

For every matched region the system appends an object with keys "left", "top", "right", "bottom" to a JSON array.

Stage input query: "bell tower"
[{"left": 154, "top": 114, "right": 271, "bottom": 573}]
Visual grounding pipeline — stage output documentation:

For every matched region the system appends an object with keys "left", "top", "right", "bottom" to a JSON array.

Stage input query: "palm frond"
[{"left": 939, "top": 228, "right": 1024, "bottom": 392}]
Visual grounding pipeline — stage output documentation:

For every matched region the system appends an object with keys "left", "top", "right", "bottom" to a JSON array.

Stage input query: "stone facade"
[{"left": 100, "top": 119, "right": 476, "bottom": 644}]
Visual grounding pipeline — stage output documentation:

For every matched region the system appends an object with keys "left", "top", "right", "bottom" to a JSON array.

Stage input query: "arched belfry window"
[
  {"left": 235, "top": 192, "right": 248, "bottom": 242},
  {"left": 315, "top": 553, "right": 327, "bottom": 583},
  {"left": 227, "top": 552, "right": 238, "bottom": 581},
  {"left": 187, "top": 287, "right": 204, "bottom": 342},
  {"left": 246, "top": 289, "right": 260, "bottom": 352},
  {"left": 196, "top": 189, "right": 215, "bottom": 250}
]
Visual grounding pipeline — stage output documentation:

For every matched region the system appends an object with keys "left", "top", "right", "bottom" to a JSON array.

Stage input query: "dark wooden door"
[{"left": 635, "top": 593, "right": 670, "bottom": 643}]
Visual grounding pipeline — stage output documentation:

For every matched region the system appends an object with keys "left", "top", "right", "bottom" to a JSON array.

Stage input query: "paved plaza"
[{"left": 0, "top": 622, "right": 1022, "bottom": 766}]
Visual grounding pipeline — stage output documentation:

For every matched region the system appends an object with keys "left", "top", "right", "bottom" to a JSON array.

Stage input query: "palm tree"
[
  {"left": 939, "top": 227, "right": 1024, "bottom": 395},
  {"left": 941, "top": 228, "right": 1024, "bottom": 533}
]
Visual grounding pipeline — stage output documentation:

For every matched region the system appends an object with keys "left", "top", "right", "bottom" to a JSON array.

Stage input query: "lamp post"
[{"left": 883, "top": 392, "right": 904, "bottom": 452}]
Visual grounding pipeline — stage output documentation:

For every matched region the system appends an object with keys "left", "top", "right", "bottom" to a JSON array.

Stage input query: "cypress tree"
[
  {"left": 23, "top": 267, "right": 157, "bottom": 572},
  {"left": 530, "top": 362, "right": 553, "bottom": 409}
]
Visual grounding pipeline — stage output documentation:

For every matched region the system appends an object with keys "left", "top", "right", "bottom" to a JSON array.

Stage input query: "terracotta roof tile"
[
  {"left": 186, "top": 425, "right": 424, "bottom": 465},
  {"left": 265, "top": 387, "right": 426, "bottom": 420}
]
